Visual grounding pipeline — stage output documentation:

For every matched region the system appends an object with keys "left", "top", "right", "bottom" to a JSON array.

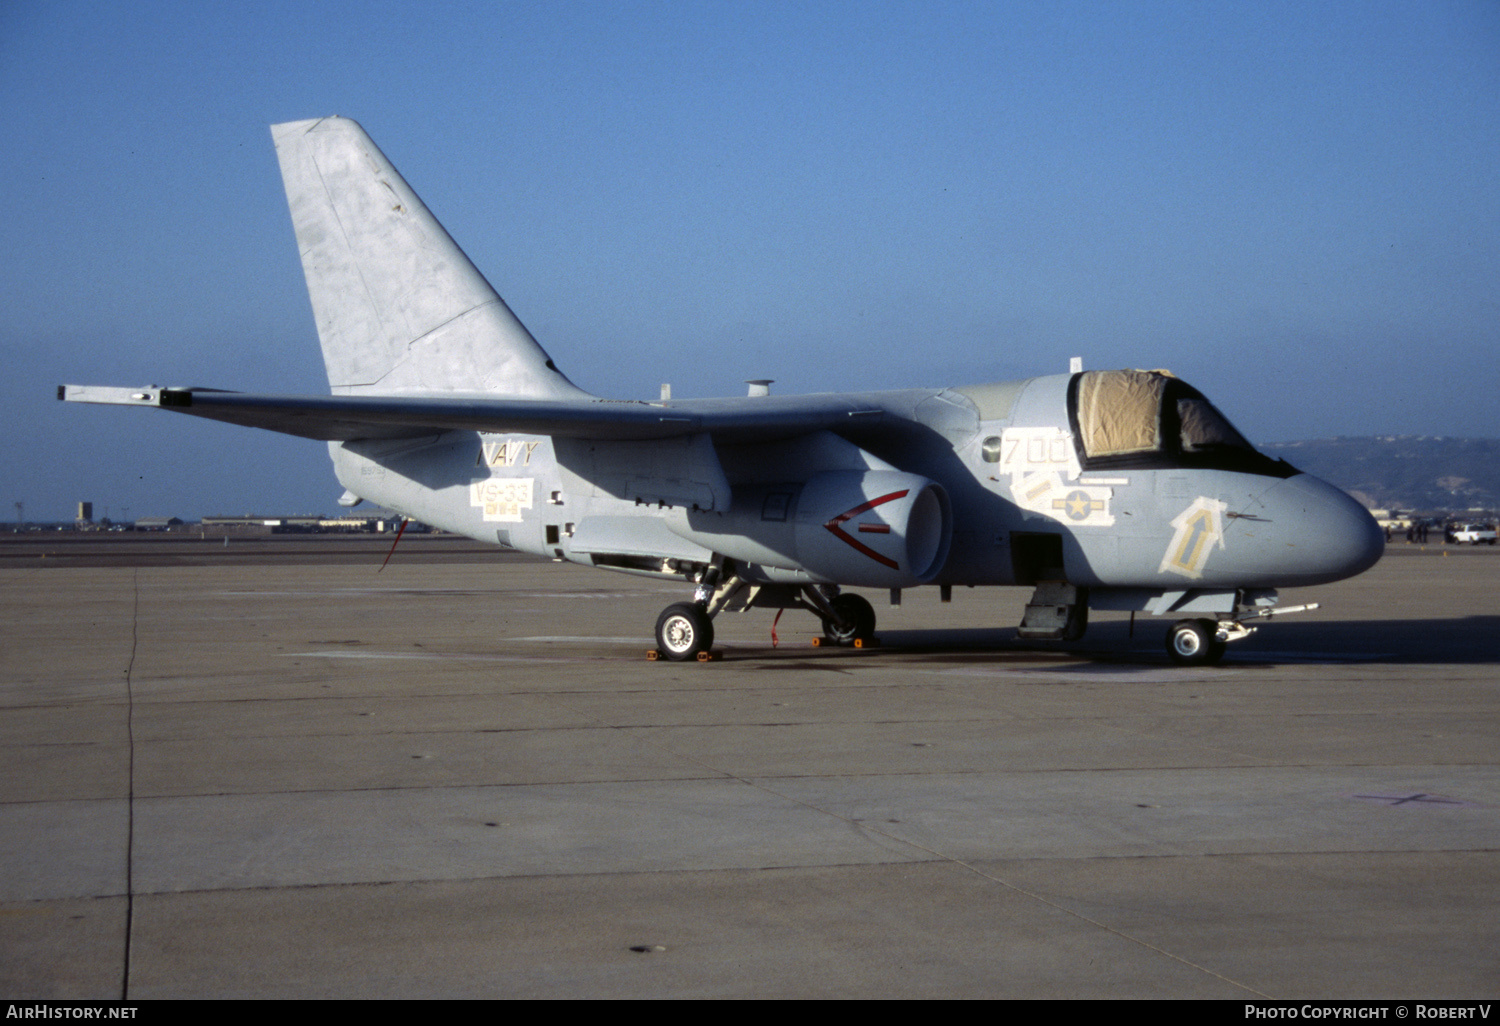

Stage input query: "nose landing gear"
[
  {"left": 1165, "top": 618, "right": 1228, "bottom": 665},
  {"left": 1165, "top": 602, "right": 1320, "bottom": 666}
]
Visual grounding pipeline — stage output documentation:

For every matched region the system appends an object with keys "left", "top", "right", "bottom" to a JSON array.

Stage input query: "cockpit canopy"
[{"left": 1068, "top": 370, "right": 1296, "bottom": 477}]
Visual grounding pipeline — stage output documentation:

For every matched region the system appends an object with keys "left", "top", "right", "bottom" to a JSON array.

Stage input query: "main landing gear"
[
  {"left": 654, "top": 603, "right": 715, "bottom": 661},
  {"left": 650, "top": 568, "right": 876, "bottom": 662},
  {"left": 818, "top": 593, "right": 876, "bottom": 646}
]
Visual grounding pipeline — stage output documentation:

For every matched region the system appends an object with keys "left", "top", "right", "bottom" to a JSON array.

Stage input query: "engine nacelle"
[{"left": 667, "top": 470, "right": 952, "bottom": 588}]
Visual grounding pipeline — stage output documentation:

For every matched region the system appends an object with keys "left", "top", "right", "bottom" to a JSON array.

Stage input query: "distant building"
[
  {"left": 201, "top": 514, "right": 320, "bottom": 531},
  {"left": 76, "top": 502, "right": 93, "bottom": 522}
]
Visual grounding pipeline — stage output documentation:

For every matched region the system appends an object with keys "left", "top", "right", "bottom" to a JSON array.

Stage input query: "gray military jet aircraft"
[{"left": 61, "top": 117, "right": 1383, "bottom": 665}]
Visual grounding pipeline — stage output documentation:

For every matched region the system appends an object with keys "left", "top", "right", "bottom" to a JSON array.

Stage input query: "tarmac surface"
[{"left": 1, "top": 535, "right": 1496, "bottom": 998}]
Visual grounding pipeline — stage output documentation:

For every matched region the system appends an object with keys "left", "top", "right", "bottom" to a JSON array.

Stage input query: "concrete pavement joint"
[{"left": 121, "top": 570, "right": 139, "bottom": 1001}]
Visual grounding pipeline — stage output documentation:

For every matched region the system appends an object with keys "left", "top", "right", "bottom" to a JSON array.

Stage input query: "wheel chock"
[
  {"left": 810, "top": 637, "right": 825, "bottom": 647},
  {"left": 647, "top": 648, "right": 719, "bottom": 662},
  {"left": 854, "top": 637, "right": 881, "bottom": 648}
]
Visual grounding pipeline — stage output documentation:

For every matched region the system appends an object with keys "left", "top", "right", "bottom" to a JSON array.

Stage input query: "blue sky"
[{"left": 3, "top": 0, "right": 1497, "bottom": 521}]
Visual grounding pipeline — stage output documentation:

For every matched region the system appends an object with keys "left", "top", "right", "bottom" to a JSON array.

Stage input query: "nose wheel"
[{"left": 1165, "top": 618, "right": 1227, "bottom": 666}]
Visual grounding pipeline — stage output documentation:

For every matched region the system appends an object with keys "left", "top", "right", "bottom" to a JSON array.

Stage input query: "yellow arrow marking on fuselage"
[{"left": 1161, "top": 497, "right": 1227, "bottom": 578}]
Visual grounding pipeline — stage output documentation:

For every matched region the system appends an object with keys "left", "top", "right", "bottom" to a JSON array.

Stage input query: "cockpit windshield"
[
  {"left": 1177, "top": 396, "right": 1252, "bottom": 453},
  {"left": 1068, "top": 370, "right": 1295, "bottom": 477}
]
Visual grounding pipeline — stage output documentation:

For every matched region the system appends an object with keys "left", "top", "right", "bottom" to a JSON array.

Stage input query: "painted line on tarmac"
[
  {"left": 920, "top": 667, "right": 1230, "bottom": 683},
  {"left": 1231, "top": 651, "right": 1396, "bottom": 662},
  {"left": 513, "top": 636, "right": 760, "bottom": 647},
  {"left": 510, "top": 636, "right": 650, "bottom": 644},
  {"left": 281, "top": 650, "right": 611, "bottom": 663}
]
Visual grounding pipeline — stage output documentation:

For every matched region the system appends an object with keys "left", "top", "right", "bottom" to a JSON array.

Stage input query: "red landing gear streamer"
[{"left": 378, "top": 517, "right": 410, "bottom": 573}]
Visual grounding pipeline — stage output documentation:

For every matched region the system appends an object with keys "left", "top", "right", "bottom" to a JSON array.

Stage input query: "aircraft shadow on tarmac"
[{"left": 747, "top": 615, "right": 1500, "bottom": 667}]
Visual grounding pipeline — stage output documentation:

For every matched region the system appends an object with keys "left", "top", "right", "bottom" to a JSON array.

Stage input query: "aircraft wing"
[{"left": 58, "top": 385, "right": 890, "bottom": 443}]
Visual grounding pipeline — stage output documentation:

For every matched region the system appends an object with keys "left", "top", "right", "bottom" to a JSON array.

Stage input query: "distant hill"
[{"left": 1262, "top": 437, "right": 1500, "bottom": 512}]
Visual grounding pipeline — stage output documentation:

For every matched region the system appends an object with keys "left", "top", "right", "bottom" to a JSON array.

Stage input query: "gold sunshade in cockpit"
[{"left": 1075, "top": 369, "right": 1171, "bottom": 458}]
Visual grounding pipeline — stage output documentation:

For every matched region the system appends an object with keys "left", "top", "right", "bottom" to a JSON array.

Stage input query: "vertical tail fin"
[{"left": 272, "top": 117, "right": 591, "bottom": 399}]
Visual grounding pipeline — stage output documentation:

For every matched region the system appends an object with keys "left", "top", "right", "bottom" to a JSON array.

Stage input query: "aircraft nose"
[{"left": 1242, "top": 473, "right": 1384, "bottom": 585}]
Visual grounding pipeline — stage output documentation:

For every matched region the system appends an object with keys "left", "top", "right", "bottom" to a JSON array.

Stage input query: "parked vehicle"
[{"left": 1448, "top": 523, "right": 1498, "bottom": 545}]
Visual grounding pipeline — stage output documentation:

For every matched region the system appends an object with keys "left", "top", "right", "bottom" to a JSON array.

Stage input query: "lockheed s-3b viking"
[{"left": 60, "top": 118, "right": 1384, "bottom": 665}]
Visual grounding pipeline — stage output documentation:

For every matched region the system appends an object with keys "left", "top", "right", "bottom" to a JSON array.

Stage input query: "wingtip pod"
[{"left": 271, "top": 116, "right": 591, "bottom": 400}]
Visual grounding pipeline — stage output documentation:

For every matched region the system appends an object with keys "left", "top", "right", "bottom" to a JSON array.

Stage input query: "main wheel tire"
[
  {"left": 1166, "top": 618, "right": 1225, "bottom": 666},
  {"left": 821, "top": 593, "right": 876, "bottom": 646},
  {"left": 655, "top": 603, "right": 714, "bottom": 662}
]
